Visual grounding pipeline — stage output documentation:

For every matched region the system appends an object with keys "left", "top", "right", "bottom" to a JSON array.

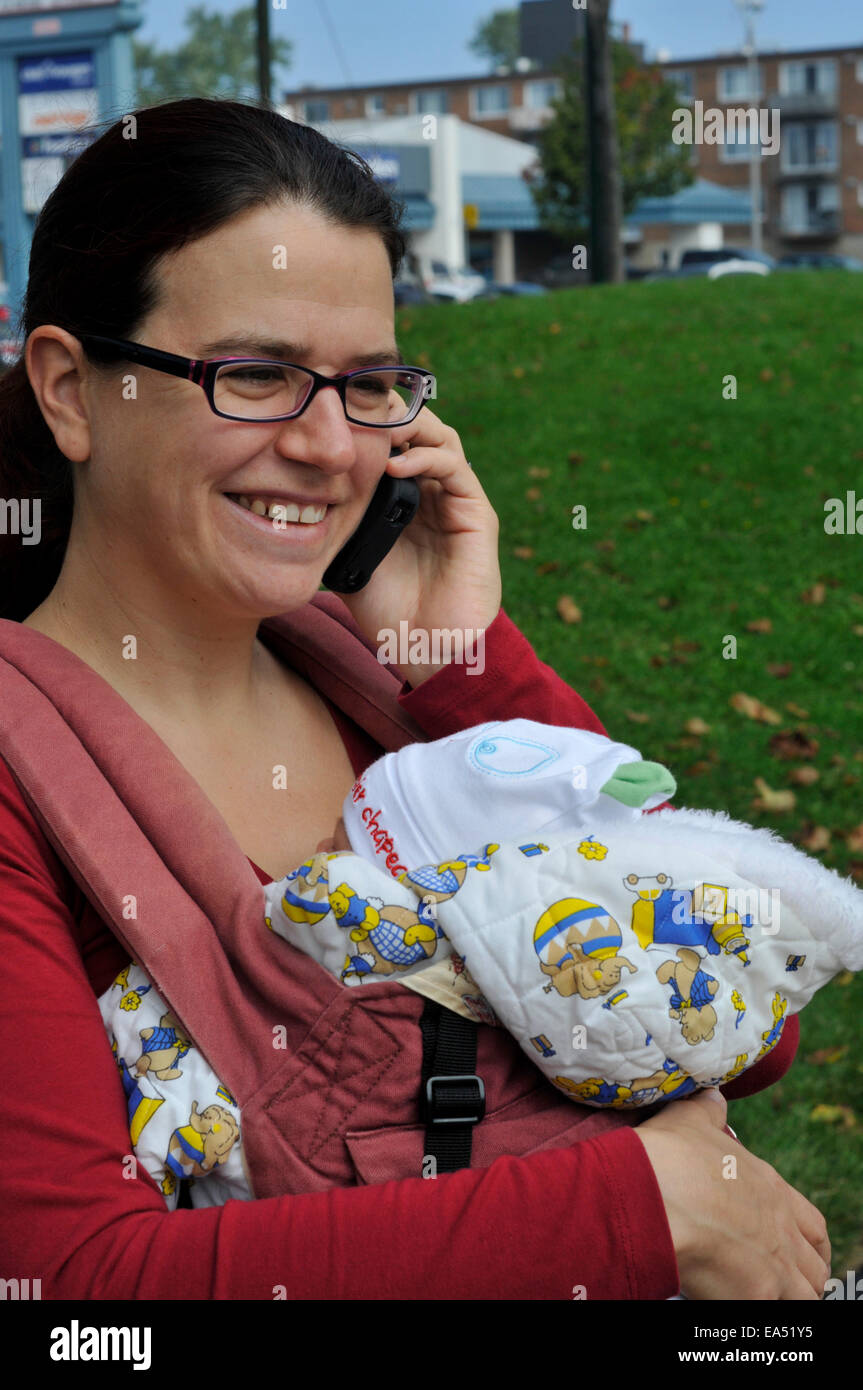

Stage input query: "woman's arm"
[
  {"left": 397, "top": 606, "right": 608, "bottom": 738},
  {"left": 0, "top": 757, "right": 678, "bottom": 1301}
]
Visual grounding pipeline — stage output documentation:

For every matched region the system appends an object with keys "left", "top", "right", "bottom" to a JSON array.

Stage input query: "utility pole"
[
  {"left": 736, "top": 0, "right": 765, "bottom": 252},
  {"left": 256, "top": 0, "right": 271, "bottom": 105},
  {"left": 584, "top": 0, "right": 624, "bottom": 283}
]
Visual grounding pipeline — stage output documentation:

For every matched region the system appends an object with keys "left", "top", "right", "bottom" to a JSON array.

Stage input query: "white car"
[
  {"left": 707, "top": 259, "right": 771, "bottom": 279},
  {"left": 424, "top": 262, "right": 488, "bottom": 303}
]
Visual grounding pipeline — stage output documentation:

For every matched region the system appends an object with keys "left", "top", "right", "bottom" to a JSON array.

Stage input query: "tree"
[
  {"left": 133, "top": 5, "right": 293, "bottom": 106},
  {"left": 530, "top": 38, "right": 695, "bottom": 261},
  {"left": 468, "top": 8, "right": 520, "bottom": 71}
]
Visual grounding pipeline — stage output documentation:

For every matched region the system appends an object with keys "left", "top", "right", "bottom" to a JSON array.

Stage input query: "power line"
[{"left": 317, "top": 0, "right": 354, "bottom": 88}]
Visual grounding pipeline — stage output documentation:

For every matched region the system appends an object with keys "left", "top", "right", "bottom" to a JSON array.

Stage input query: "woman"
[{"left": 0, "top": 98, "right": 829, "bottom": 1300}]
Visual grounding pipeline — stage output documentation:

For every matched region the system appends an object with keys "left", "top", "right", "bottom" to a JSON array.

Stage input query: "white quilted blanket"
[{"left": 265, "top": 807, "right": 863, "bottom": 1108}]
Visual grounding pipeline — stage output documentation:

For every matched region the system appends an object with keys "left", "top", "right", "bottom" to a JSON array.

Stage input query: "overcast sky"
[{"left": 134, "top": 0, "right": 863, "bottom": 92}]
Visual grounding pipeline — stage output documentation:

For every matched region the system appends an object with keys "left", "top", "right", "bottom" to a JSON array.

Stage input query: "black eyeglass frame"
[{"left": 76, "top": 334, "right": 437, "bottom": 427}]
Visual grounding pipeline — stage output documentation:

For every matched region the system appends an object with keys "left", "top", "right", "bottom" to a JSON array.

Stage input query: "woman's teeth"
[{"left": 231, "top": 495, "right": 327, "bottom": 523}]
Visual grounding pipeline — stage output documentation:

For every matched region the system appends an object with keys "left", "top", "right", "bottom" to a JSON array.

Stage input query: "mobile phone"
[{"left": 322, "top": 451, "right": 421, "bottom": 593}]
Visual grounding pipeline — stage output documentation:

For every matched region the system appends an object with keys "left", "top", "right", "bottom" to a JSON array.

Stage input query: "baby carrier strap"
[{"left": 0, "top": 597, "right": 487, "bottom": 1183}]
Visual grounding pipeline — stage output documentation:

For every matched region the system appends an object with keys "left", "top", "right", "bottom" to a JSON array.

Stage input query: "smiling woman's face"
[{"left": 79, "top": 200, "right": 398, "bottom": 621}]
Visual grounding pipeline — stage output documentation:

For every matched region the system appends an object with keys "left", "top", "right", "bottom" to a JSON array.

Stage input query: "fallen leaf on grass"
[
  {"left": 625, "top": 710, "right": 651, "bottom": 724},
  {"left": 528, "top": 466, "right": 550, "bottom": 479},
  {"left": 767, "top": 662, "right": 794, "bottom": 678},
  {"left": 769, "top": 730, "right": 819, "bottom": 760},
  {"left": 685, "top": 760, "right": 713, "bottom": 776},
  {"left": 789, "top": 766, "right": 820, "bottom": 786},
  {"left": 513, "top": 546, "right": 534, "bottom": 559},
  {"left": 845, "top": 824, "right": 863, "bottom": 853},
  {"left": 595, "top": 539, "right": 616, "bottom": 553},
  {"left": 568, "top": 452, "right": 584, "bottom": 467},
  {"left": 785, "top": 702, "right": 811, "bottom": 719},
  {"left": 685, "top": 717, "right": 711, "bottom": 736},
  {"left": 556, "top": 595, "right": 582, "bottom": 624},
  {"left": 752, "top": 777, "right": 796, "bottom": 812},
  {"left": 747, "top": 618, "right": 772, "bottom": 633},
  {"left": 731, "top": 692, "right": 782, "bottom": 725},
  {"left": 809, "top": 1104, "right": 857, "bottom": 1129},
  {"left": 834, "top": 969, "right": 855, "bottom": 984},
  {"left": 797, "top": 824, "right": 831, "bottom": 852},
  {"left": 535, "top": 561, "right": 559, "bottom": 576},
  {"left": 801, "top": 582, "right": 826, "bottom": 604},
  {"left": 525, "top": 487, "right": 542, "bottom": 501},
  {"left": 656, "top": 595, "right": 676, "bottom": 610},
  {"left": 806, "top": 1047, "right": 847, "bottom": 1066}
]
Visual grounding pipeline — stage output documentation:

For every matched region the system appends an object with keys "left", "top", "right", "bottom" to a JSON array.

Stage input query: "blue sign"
[{"left": 18, "top": 50, "right": 95, "bottom": 90}]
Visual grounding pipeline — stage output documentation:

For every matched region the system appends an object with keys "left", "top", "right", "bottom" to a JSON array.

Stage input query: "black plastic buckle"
[{"left": 424, "top": 1074, "right": 486, "bottom": 1126}]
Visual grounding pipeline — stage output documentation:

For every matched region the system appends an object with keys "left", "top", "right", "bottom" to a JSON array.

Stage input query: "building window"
[
  {"left": 780, "top": 59, "right": 837, "bottom": 95},
  {"left": 782, "top": 121, "right": 838, "bottom": 172},
  {"left": 471, "top": 83, "right": 511, "bottom": 116},
  {"left": 413, "top": 88, "right": 448, "bottom": 115},
  {"left": 720, "top": 116, "right": 763, "bottom": 161},
  {"left": 523, "top": 78, "right": 561, "bottom": 108},
  {"left": 365, "top": 93, "right": 386, "bottom": 117},
  {"left": 718, "top": 65, "right": 762, "bottom": 101},
  {"left": 781, "top": 181, "right": 839, "bottom": 234},
  {"left": 857, "top": 58, "right": 863, "bottom": 83},
  {"left": 302, "top": 98, "right": 330, "bottom": 123},
  {"left": 669, "top": 69, "right": 694, "bottom": 101}
]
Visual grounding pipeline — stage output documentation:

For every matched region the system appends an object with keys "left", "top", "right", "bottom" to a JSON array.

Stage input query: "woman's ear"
[{"left": 25, "top": 326, "right": 93, "bottom": 464}]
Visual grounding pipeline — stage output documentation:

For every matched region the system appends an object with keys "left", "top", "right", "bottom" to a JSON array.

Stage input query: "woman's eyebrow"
[{"left": 196, "top": 336, "right": 405, "bottom": 368}]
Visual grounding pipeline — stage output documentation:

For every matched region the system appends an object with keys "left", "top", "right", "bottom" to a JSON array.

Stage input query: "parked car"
[
  {"left": 532, "top": 252, "right": 590, "bottom": 289},
  {"left": 645, "top": 247, "right": 777, "bottom": 282},
  {"left": 424, "top": 261, "right": 487, "bottom": 303},
  {"left": 707, "top": 258, "right": 771, "bottom": 278},
  {"left": 480, "top": 280, "right": 548, "bottom": 298},
  {"left": 777, "top": 252, "right": 863, "bottom": 272},
  {"left": 393, "top": 266, "right": 432, "bottom": 306},
  {"left": 679, "top": 246, "right": 776, "bottom": 269}
]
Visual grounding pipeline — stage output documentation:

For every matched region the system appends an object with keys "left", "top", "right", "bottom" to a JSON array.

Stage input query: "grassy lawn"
[{"left": 397, "top": 272, "right": 863, "bottom": 1277}]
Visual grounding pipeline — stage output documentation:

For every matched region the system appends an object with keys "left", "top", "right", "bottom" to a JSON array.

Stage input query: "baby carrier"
[{"left": 0, "top": 593, "right": 641, "bottom": 1199}]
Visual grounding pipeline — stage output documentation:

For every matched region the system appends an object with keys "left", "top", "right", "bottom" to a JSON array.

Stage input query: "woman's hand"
[
  {"left": 634, "top": 1087, "right": 831, "bottom": 1300},
  {"left": 339, "top": 406, "right": 502, "bottom": 687}
]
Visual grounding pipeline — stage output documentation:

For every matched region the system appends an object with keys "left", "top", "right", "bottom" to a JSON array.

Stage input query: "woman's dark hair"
[{"left": 0, "top": 97, "right": 406, "bottom": 621}]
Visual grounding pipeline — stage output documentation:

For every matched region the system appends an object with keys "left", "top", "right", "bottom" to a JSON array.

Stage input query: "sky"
[{"left": 134, "top": 0, "right": 863, "bottom": 92}]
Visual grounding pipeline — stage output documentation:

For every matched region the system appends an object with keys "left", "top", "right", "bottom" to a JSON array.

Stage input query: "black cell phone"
[{"left": 322, "top": 451, "right": 421, "bottom": 593}]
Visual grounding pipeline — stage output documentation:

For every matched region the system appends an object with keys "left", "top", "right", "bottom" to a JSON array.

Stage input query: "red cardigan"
[{"left": 0, "top": 606, "right": 797, "bottom": 1300}]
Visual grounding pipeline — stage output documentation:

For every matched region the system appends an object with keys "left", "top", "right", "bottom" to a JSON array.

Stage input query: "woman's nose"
[{"left": 273, "top": 384, "right": 358, "bottom": 473}]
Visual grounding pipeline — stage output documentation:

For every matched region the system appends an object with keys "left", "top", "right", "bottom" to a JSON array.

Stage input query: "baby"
[{"left": 100, "top": 719, "right": 863, "bottom": 1210}]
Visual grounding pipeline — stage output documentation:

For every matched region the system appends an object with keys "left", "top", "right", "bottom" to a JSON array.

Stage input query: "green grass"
[{"left": 397, "top": 273, "right": 863, "bottom": 1276}]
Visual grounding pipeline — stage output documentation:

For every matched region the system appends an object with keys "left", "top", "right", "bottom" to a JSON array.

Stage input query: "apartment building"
[
  {"left": 282, "top": 3, "right": 639, "bottom": 149},
  {"left": 659, "top": 46, "right": 863, "bottom": 259}
]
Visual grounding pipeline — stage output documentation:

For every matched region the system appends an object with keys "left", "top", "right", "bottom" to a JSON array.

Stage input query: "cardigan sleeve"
[
  {"left": 395, "top": 603, "right": 800, "bottom": 1101},
  {"left": 396, "top": 605, "right": 609, "bottom": 737},
  {"left": 0, "top": 753, "right": 679, "bottom": 1300}
]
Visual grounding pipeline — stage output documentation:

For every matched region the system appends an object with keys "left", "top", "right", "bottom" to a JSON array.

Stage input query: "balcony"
[
  {"left": 767, "top": 89, "right": 838, "bottom": 118},
  {"left": 508, "top": 106, "right": 553, "bottom": 132},
  {"left": 779, "top": 211, "right": 840, "bottom": 238}
]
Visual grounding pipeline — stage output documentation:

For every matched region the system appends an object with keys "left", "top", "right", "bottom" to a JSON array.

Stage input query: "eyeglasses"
[{"left": 76, "top": 334, "right": 436, "bottom": 427}]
